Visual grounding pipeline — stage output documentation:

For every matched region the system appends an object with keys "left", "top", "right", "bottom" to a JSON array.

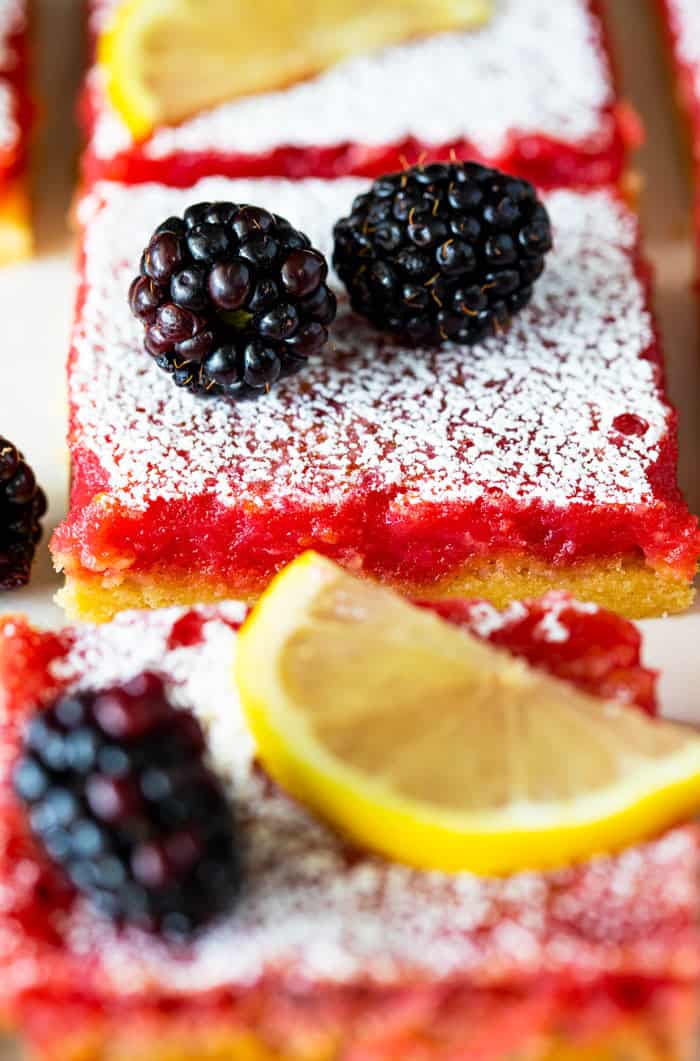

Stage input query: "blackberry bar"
[
  {"left": 51, "top": 177, "right": 698, "bottom": 620},
  {"left": 657, "top": 0, "right": 700, "bottom": 274},
  {"left": 0, "top": 594, "right": 697, "bottom": 1061},
  {"left": 0, "top": 0, "right": 32, "bottom": 263},
  {"left": 82, "top": 0, "right": 639, "bottom": 189}
]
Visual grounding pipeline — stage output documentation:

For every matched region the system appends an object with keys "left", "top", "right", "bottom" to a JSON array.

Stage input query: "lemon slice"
[
  {"left": 236, "top": 553, "right": 700, "bottom": 876},
  {"left": 100, "top": 0, "right": 493, "bottom": 139}
]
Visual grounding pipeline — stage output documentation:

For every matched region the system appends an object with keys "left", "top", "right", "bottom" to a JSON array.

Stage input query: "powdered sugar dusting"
[
  {"left": 663, "top": 0, "right": 700, "bottom": 158},
  {"left": 532, "top": 596, "right": 597, "bottom": 644},
  {"left": 70, "top": 178, "right": 666, "bottom": 516},
  {"left": 663, "top": 0, "right": 700, "bottom": 82},
  {"left": 0, "top": 81, "right": 18, "bottom": 152},
  {"left": 463, "top": 600, "right": 529, "bottom": 639},
  {"left": 87, "top": 0, "right": 112, "bottom": 37},
  {"left": 0, "top": 0, "right": 23, "bottom": 68},
  {"left": 88, "top": 0, "right": 614, "bottom": 163},
  {"left": 44, "top": 604, "right": 698, "bottom": 996},
  {"left": 0, "top": 0, "right": 23, "bottom": 158}
]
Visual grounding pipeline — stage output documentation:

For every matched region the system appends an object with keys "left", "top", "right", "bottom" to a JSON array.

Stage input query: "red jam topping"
[{"left": 613, "top": 413, "right": 650, "bottom": 437}]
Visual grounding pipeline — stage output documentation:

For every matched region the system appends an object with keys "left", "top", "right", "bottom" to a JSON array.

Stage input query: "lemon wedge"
[
  {"left": 100, "top": 0, "right": 493, "bottom": 139},
  {"left": 236, "top": 552, "right": 700, "bottom": 876}
]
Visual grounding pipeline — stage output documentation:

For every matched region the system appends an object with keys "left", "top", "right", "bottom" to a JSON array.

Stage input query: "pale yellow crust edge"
[
  {"left": 54, "top": 553, "right": 695, "bottom": 623},
  {"left": 18, "top": 1015, "right": 697, "bottom": 1061},
  {"left": 0, "top": 178, "right": 32, "bottom": 265}
]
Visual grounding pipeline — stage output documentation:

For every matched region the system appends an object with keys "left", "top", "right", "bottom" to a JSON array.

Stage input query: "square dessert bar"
[
  {"left": 657, "top": 0, "right": 700, "bottom": 272},
  {"left": 0, "top": 594, "right": 697, "bottom": 1061},
  {"left": 0, "top": 0, "right": 32, "bottom": 263},
  {"left": 51, "top": 178, "right": 699, "bottom": 622},
  {"left": 81, "top": 0, "right": 639, "bottom": 190}
]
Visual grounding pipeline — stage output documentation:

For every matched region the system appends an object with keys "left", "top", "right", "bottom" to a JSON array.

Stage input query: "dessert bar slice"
[
  {"left": 82, "top": 0, "right": 639, "bottom": 190},
  {"left": 51, "top": 177, "right": 699, "bottom": 621},
  {"left": 0, "top": 0, "right": 32, "bottom": 263},
  {"left": 0, "top": 593, "right": 696, "bottom": 1061},
  {"left": 657, "top": 0, "right": 700, "bottom": 271}
]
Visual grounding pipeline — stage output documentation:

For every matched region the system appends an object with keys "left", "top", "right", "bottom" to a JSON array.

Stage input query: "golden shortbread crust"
[
  {"left": 55, "top": 552, "right": 695, "bottom": 623},
  {"left": 0, "top": 178, "right": 31, "bottom": 265}
]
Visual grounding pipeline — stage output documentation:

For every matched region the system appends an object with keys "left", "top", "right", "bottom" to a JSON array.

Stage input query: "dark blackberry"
[
  {"left": 14, "top": 674, "right": 240, "bottom": 938},
  {"left": 129, "top": 202, "right": 337, "bottom": 401},
  {"left": 333, "top": 162, "right": 553, "bottom": 346},
  {"left": 0, "top": 437, "right": 46, "bottom": 590}
]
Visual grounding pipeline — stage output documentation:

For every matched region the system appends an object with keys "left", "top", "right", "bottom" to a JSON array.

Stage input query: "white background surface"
[{"left": 0, "top": 1, "right": 698, "bottom": 1058}]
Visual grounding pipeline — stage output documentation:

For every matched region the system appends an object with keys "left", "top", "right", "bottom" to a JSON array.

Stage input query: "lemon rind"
[{"left": 237, "top": 553, "right": 700, "bottom": 877}]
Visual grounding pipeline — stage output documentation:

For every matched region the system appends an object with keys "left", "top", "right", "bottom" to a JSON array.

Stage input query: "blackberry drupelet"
[
  {"left": 129, "top": 203, "right": 337, "bottom": 400},
  {"left": 0, "top": 437, "right": 46, "bottom": 590},
  {"left": 14, "top": 673, "right": 240, "bottom": 938},
  {"left": 333, "top": 162, "right": 553, "bottom": 347}
]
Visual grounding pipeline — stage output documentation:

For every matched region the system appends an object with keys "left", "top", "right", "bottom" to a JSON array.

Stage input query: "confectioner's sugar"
[
  {"left": 457, "top": 596, "right": 596, "bottom": 644},
  {"left": 71, "top": 178, "right": 664, "bottom": 513},
  {"left": 458, "top": 600, "right": 529, "bottom": 639},
  {"left": 87, "top": 0, "right": 111, "bottom": 35},
  {"left": 0, "top": 0, "right": 24, "bottom": 156},
  {"left": 532, "top": 596, "right": 598, "bottom": 644},
  {"left": 0, "top": 0, "right": 23, "bottom": 67},
  {"left": 657, "top": 0, "right": 699, "bottom": 167},
  {"left": 0, "top": 81, "right": 17, "bottom": 151},
  {"left": 663, "top": 0, "right": 700, "bottom": 80},
  {"left": 87, "top": 0, "right": 614, "bottom": 161},
  {"left": 46, "top": 604, "right": 697, "bottom": 995}
]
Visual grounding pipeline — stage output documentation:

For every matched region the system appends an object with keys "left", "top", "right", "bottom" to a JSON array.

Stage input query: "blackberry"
[
  {"left": 129, "top": 203, "right": 337, "bottom": 400},
  {"left": 333, "top": 162, "right": 553, "bottom": 347},
  {"left": 14, "top": 674, "right": 240, "bottom": 938},
  {"left": 0, "top": 437, "right": 46, "bottom": 590}
]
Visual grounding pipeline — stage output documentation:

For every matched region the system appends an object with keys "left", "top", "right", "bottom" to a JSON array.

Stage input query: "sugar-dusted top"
[
  {"left": 71, "top": 177, "right": 667, "bottom": 513},
  {"left": 0, "top": 600, "right": 683, "bottom": 997},
  {"left": 0, "top": 0, "right": 24, "bottom": 155},
  {"left": 87, "top": 0, "right": 615, "bottom": 162},
  {"left": 0, "top": 81, "right": 18, "bottom": 153},
  {"left": 0, "top": 0, "right": 23, "bottom": 68},
  {"left": 662, "top": 0, "right": 700, "bottom": 144}
]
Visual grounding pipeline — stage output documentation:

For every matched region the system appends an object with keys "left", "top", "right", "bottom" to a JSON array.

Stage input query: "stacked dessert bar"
[
  {"left": 52, "top": 177, "right": 698, "bottom": 621},
  {"left": 0, "top": 0, "right": 31, "bottom": 262},
  {"left": 48, "top": 0, "right": 695, "bottom": 621},
  {"left": 657, "top": 0, "right": 700, "bottom": 270},
  {"left": 81, "top": 0, "right": 638, "bottom": 189},
  {"left": 1, "top": 4, "right": 697, "bottom": 1061},
  {"left": 1, "top": 589, "right": 698, "bottom": 1061}
]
